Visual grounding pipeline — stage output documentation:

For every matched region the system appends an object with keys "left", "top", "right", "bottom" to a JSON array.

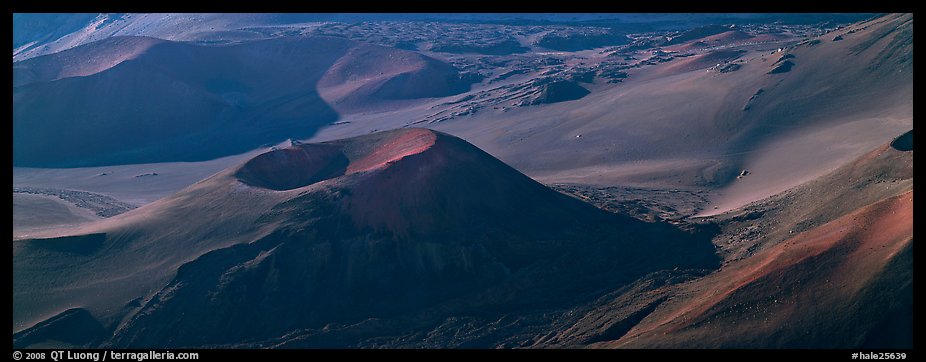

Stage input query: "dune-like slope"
[
  {"left": 437, "top": 14, "right": 911, "bottom": 211},
  {"left": 584, "top": 133, "right": 913, "bottom": 348},
  {"left": 317, "top": 45, "right": 473, "bottom": 111},
  {"left": 13, "top": 14, "right": 330, "bottom": 62},
  {"left": 13, "top": 36, "right": 474, "bottom": 168},
  {"left": 665, "top": 24, "right": 738, "bottom": 45},
  {"left": 13, "top": 129, "right": 718, "bottom": 348},
  {"left": 11, "top": 14, "right": 911, "bottom": 349},
  {"left": 13, "top": 36, "right": 165, "bottom": 87},
  {"left": 695, "top": 13, "right": 913, "bottom": 214},
  {"left": 665, "top": 29, "right": 756, "bottom": 53},
  {"left": 613, "top": 193, "right": 912, "bottom": 348}
]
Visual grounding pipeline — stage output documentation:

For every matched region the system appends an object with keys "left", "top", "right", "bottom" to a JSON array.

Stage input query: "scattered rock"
[
  {"left": 718, "top": 63, "right": 741, "bottom": 73},
  {"left": 535, "top": 29, "right": 629, "bottom": 51},
  {"left": 767, "top": 60, "right": 794, "bottom": 74},
  {"left": 568, "top": 69, "right": 597, "bottom": 84},
  {"left": 519, "top": 79, "right": 590, "bottom": 106},
  {"left": 491, "top": 69, "right": 530, "bottom": 83},
  {"left": 742, "top": 89, "right": 764, "bottom": 111},
  {"left": 430, "top": 38, "right": 528, "bottom": 55},
  {"left": 772, "top": 53, "right": 795, "bottom": 65},
  {"left": 597, "top": 68, "right": 629, "bottom": 82},
  {"left": 13, "top": 186, "right": 137, "bottom": 217}
]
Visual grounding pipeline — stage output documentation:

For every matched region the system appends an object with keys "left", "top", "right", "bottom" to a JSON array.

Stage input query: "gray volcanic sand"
[
  {"left": 13, "top": 193, "right": 100, "bottom": 235},
  {"left": 11, "top": 13, "right": 912, "bottom": 348}
]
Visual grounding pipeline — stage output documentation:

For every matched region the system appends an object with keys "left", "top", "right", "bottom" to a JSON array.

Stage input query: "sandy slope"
[
  {"left": 696, "top": 13, "right": 913, "bottom": 215},
  {"left": 431, "top": 14, "right": 911, "bottom": 216},
  {"left": 13, "top": 14, "right": 321, "bottom": 61},
  {"left": 563, "top": 132, "right": 912, "bottom": 348},
  {"left": 610, "top": 189, "right": 912, "bottom": 348},
  {"left": 9, "top": 14, "right": 912, "bottom": 349},
  {"left": 12, "top": 142, "right": 275, "bottom": 204},
  {"left": 302, "top": 13, "right": 909, "bottom": 206},
  {"left": 15, "top": 15, "right": 910, "bottom": 215},
  {"left": 14, "top": 14, "right": 870, "bottom": 62},
  {"left": 13, "top": 35, "right": 474, "bottom": 168},
  {"left": 13, "top": 194, "right": 100, "bottom": 234},
  {"left": 13, "top": 36, "right": 164, "bottom": 87},
  {"left": 13, "top": 129, "right": 717, "bottom": 348}
]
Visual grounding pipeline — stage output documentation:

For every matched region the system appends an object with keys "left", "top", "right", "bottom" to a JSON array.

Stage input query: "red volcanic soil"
[
  {"left": 587, "top": 133, "right": 914, "bottom": 348},
  {"left": 538, "top": 132, "right": 913, "bottom": 349},
  {"left": 609, "top": 190, "right": 912, "bottom": 348},
  {"left": 13, "top": 128, "right": 718, "bottom": 348},
  {"left": 233, "top": 129, "right": 438, "bottom": 190},
  {"left": 343, "top": 127, "right": 437, "bottom": 173}
]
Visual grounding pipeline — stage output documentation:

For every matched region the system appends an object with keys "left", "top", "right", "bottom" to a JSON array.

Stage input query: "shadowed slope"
[
  {"left": 13, "top": 36, "right": 165, "bottom": 87},
  {"left": 14, "top": 129, "right": 718, "bottom": 348},
  {"left": 317, "top": 46, "right": 474, "bottom": 112},
  {"left": 13, "top": 36, "right": 475, "bottom": 168},
  {"left": 592, "top": 134, "right": 913, "bottom": 348},
  {"left": 610, "top": 191, "right": 912, "bottom": 348}
]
